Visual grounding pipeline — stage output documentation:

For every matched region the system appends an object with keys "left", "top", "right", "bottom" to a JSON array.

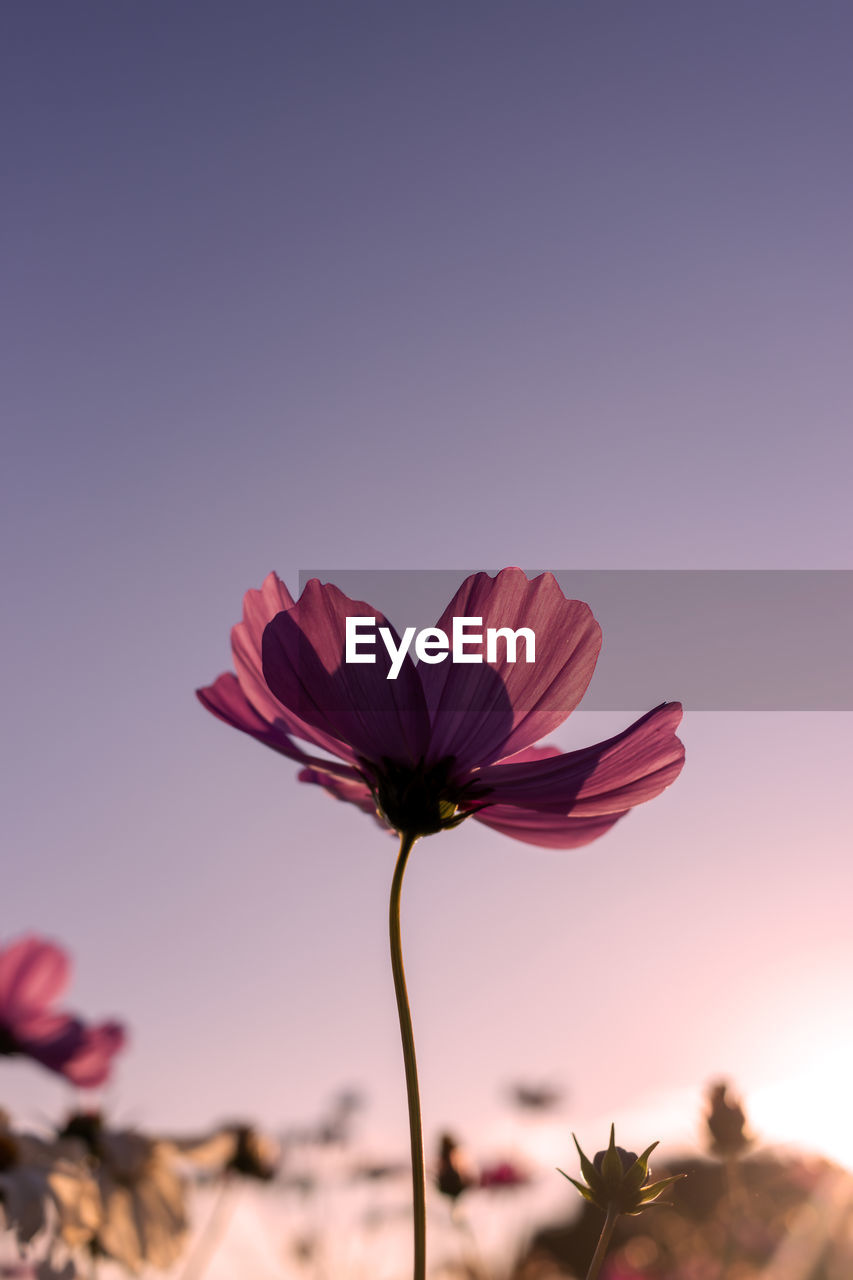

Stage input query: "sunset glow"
[{"left": 5, "top": 3, "right": 853, "bottom": 1277}]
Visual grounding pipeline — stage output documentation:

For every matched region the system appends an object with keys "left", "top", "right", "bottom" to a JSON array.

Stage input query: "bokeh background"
[{"left": 4, "top": 0, "right": 852, "bottom": 1198}]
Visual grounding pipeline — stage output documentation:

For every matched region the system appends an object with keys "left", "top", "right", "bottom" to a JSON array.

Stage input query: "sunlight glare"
[{"left": 748, "top": 1039, "right": 853, "bottom": 1171}]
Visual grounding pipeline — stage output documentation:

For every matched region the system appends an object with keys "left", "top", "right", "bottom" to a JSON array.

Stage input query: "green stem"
[
  {"left": 389, "top": 830, "right": 426, "bottom": 1280},
  {"left": 585, "top": 1204, "right": 620, "bottom": 1280}
]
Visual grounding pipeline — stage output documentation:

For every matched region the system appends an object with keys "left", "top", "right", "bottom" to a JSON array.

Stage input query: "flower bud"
[{"left": 558, "top": 1124, "right": 683, "bottom": 1216}]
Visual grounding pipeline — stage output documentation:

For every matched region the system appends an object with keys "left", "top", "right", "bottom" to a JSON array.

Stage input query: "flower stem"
[
  {"left": 179, "top": 1176, "right": 236, "bottom": 1280},
  {"left": 585, "top": 1204, "right": 620, "bottom": 1280},
  {"left": 389, "top": 830, "right": 425, "bottom": 1280},
  {"left": 720, "top": 1153, "right": 742, "bottom": 1278}
]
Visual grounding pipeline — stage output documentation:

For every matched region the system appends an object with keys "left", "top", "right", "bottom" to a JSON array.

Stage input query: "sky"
[{"left": 3, "top": 0, "right": 853, "bottom": 1193}]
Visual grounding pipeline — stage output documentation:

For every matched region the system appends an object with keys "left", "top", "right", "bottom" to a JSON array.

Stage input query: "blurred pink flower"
[
  {"left": 0, "top": 937, "right": 126, "bottom": 1087},
  {"left": 479, "top": 1158, "right": 531, "bottom": 1189},
  {"left": 198, "top": 568, "right": 684, "bottom": 847}
]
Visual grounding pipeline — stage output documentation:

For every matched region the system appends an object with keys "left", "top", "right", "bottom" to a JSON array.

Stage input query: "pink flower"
[
  {"left": 0, "top": 937, "right": 126, "bottom": 1087},
  {"left": 479, "top": 1159, "right": 531, "bottom": 1189},
  {"left": 197, "top": 569, "right": 684, "bottom": 847}
]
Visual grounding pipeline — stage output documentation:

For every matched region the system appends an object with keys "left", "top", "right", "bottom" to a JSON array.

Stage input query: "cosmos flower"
[
  {"left": 478, "top": 1159, "right": 531, "bottom": 1189},
  {"left": 0, "top": 938, "right": 126, "bottom": 1088},
  {"left": 198, "top": 568, "right": 684, "bottom": 847}
]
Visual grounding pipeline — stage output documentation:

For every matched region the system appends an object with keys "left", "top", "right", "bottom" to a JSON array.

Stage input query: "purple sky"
[{"left": 4, "top": 2, "right": 852, "bottom": 1174}]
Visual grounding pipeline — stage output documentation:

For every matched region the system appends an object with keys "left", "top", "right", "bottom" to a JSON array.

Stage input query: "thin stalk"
[
  {"left": 720, "top": 1153, "right": 742, "bottom": 1278},
  {"left": 389, "top": 830, "right": 425, "bottom": 1280},
  {"left": 453, "top": 1204, "right": 489, "bottom": 1280},
  {"left": 585, "top": 1204, "right": 620, "bottom": 1280},
  {"left": 178, "top": 1176, "right": 236, "bottom": 1280}
]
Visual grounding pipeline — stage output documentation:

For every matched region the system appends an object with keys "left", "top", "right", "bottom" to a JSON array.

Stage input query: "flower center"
[
  {"left": 0, "top": 1133, "right": 20, "bottom": 1171},
  {"left": 366, "top": 756, "right": 489, "bottom": 838},
  {"left": 0, "top": 1025, "right": 20, "bottom": 1058}
]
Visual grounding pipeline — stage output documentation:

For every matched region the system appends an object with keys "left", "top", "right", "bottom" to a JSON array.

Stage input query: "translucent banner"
[{"left": 296, "top": 570, "right": 853, "bottom": 710}]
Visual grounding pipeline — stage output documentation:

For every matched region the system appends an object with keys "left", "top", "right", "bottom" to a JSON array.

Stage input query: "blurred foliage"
[{"left": 517, "top": 1150, "right": 853, "bottom": 1280}]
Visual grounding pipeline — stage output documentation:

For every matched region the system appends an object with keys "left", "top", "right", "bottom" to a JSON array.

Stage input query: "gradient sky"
[{"left": 4, "top": 1, "right": 852, "bottom": 1182}]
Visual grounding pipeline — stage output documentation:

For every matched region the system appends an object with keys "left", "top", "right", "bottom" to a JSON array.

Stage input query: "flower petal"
[
  {"left": 475, "top": 703, "right": 685, "bottom": 815},
  {"left": 493, "top": 742, "right": 562, "bottom": 765},
  {"left": 61, "top": 1021, "right": 127, "bottom": 1088},
  {"left": 473, "top": 806, "right": 623, "bottom": 849},
  {"left": 231, "top": 572, "right": 359, "bottom": 765},
  {"left": 197, "top": 674, "right": 366, "bottom": 784},
  {"left": 0, "top": 937, "right": 70, "bottom": 1021},
  {"left": 8, "top": 1009, "right": 82, "bottom": 1054},
  {"left": 197, "top": 671, "right": 312, "bottom": 762},
  {"left": 420, "top": 569, "right": 602, "bottom": 771},
  {"left": 297, "top": 767, "right": 389, "bottom": 828},
  {"left": 262, "top": 579, "right": 431, "bottom": 766}
]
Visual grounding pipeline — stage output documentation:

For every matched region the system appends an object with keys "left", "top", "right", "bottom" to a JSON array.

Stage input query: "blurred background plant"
[
  {"left": 6, "top": 936, "right": 853, "bottom": 1279},
  {"left": 6, "top": 1060, "right": 853, "bottom": 1279}
]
